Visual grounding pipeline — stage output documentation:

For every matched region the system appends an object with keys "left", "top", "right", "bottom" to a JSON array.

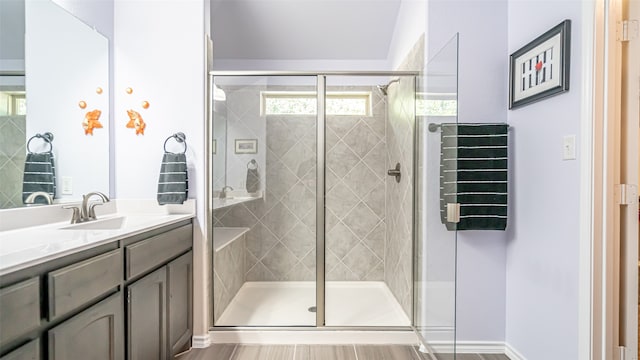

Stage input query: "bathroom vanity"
[{"left": 0, "top": 202, "right": 195, "bottom": 360}]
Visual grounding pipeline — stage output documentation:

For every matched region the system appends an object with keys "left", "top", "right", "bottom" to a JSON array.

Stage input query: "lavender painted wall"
[
  {"left": 426, "top": 0, "right": 508, "bottom": 343},
  {"left": 505, "top": 1, "right": 584, "bottom": 358},
  {"left": 53, "top": 0, "right": 114, "bottom": 40},
  {"left": 114, "top": 0, "right": 209, "bottom": 336}
]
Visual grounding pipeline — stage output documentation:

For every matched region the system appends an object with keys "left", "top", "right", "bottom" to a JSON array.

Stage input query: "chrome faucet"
[
  {"left": 219, "top": 186, "right": 234, "bottom": 199},
  {"left": 24, "top": 191, "right": 53, "bottom": 205}
]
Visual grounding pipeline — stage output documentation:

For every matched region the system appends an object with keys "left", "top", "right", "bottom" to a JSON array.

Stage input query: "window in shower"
[
  {"left": 261, "top": 91, "right": 371, "bottom": 116},
  {"left": 415, "top": 92, "right": 457, "bottom": 117}
]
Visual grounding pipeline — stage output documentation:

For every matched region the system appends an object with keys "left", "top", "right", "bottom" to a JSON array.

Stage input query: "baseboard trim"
[
  {"left": 413, "top": 340, "right": 525, "bottom": 358},
  {"left": 194, "top": 332, "right": 525, "bottom": 359},
  {"left": 192, "top": 335, "right": 211, "bottom": 348},
  {"left": 209, "top": 330, "right": 418, "bottom": 345},
  {"left": 504, "top": 342, "right": 526, "bottom": 360},
  {"left": 426, "top": 341, "right": 510, "bottom": 354},
  {"left": 453, "top": 341, "right": 509, "bottom": 354}
]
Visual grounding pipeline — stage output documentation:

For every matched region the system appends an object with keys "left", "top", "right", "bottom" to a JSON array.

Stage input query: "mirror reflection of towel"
[
  {"left": 157, "top": 152, "right": 188, "bottom": 205},
  {"left": 22, "top": 152, "right": 56, "bottom": 204},
  {"left": 246, "top": 160, "right": 260, "bottom": 193}
]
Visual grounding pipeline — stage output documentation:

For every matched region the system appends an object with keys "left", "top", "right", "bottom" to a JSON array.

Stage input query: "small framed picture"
[
  {"left": 212, "top": 139, "right": 217, "bottom": 155},
  {"left": 235, "top": 139, "right": 258, "bottom": 154},
  {"left": 509, "top": 20, "right": 571, "bottom": 109}
]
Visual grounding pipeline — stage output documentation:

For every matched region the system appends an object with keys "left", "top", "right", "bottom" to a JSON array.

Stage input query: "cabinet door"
[
  {"left": 1, "top": 339, "right": 39, "bottom": 360},
  {"left": 127, "top": 267, "right": 166, "bottom": 360},
  {"left": 167, "top": 252, "right": 192, "bottom": 357},
  {"left": 48, "top": 293, "right": 123, "bottom": 360},
  {"left": 0, "top": 278, "right": 40, "bottom": 348}
]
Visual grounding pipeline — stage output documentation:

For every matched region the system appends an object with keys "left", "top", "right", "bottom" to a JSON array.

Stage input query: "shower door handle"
[{"left": 387, "top": 163, "right": 401, "bottom": 183}]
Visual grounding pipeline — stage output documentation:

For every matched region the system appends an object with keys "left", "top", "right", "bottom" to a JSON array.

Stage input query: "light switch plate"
[
  {"left": 61, "top": 176, "right": 73, "bottom": 195},
  {"left": 563, "top": 135, "right": 576, "bottom": 160}
]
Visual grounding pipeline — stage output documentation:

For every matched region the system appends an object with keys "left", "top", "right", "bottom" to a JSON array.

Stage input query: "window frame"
[{"left": 260, "top": 91, "right": 372, "bottom": 116}]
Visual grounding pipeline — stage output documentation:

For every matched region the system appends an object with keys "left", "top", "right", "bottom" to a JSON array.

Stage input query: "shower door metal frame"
[{"left": 208, "top": 70, "right": 420, "bottom": 331}]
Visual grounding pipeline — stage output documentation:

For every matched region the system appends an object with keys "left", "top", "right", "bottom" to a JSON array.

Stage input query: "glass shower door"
[
  {"left": 211, "top": 75, "right": 318, "bottom": 327},
  {"left": 323, "top": 75, "right": 415, "bottom": 327},
  {"left": 414, "top": 34, "right": 459, "bottom": 358}
]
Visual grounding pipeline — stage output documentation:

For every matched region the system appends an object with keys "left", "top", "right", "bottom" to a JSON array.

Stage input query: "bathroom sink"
[{"left": 61, "top": 216, "right": 126, "bottom": 230}]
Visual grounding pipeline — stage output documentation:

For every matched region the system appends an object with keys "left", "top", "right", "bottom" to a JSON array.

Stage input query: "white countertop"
[{"left": 0, "top": 199, "right": 196, "bottom": 276}]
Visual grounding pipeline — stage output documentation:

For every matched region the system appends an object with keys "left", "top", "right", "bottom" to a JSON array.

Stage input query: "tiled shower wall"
[
  {"left": 0, "top": 116, "right": 26, "bottom": 209},
  {"left": 213, "top": 85, "right": 387, "bottom": 282},
  {"left": 325, "top": 87, "right": 387, "bottom": 281},
  {"left": 213, "top": 235, "right": 245, "bottom": 322},
  {"left": 384, "top": 37, "right": 424, "bottom": 317},
  {"left": 213, "top": 84, "right": 318, "bottom": 281},
  {"left": 229, "top": 111, "right": 317, "bottom": 281}
]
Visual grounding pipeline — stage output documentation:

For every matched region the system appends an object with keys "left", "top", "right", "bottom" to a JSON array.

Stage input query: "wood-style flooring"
[{"left": 176, "top": 344, "right": 511, "bottom": 360}]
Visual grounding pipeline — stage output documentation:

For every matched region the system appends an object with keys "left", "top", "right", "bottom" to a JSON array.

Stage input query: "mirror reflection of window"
[{"left": 0, "top": 91, "right": 26, "bottom": 116}]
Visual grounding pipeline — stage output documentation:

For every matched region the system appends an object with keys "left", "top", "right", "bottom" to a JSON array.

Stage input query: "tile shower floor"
[{"left": 216, "top": 281, "right": 410, "bottom": 327}]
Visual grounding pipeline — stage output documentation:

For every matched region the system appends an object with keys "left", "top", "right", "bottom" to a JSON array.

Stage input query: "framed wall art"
[
  {"left": 235, "top": 139, "right": 258, "bottom": 154},
  {"left": 509, "top": 20, "right": 571, "bottom": 109}
]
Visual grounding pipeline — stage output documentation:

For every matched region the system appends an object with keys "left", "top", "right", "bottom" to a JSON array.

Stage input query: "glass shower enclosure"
[
  {"left": 207, "top": 53, "right": 460, "bottom": 358},
  {"left": 414, "top": 34, "right": 460, "bottom": 358}
]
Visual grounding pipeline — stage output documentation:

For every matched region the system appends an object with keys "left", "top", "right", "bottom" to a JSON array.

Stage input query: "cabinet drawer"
[
  {"left": 0, "top": 278, "right": 40, "bottom": 348},
  {"left": 0, "top": 339, "right": 39, "bottom": 360},
  {"left": 126, "top": 224, "right": 192, "bottom": 279},
  {"left": 48, "top": 249, "right": 122, "bottom": 319}
]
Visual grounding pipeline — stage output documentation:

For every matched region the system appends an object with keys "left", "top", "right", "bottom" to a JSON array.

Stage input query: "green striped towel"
[
  {"left": 157, "top": 152, "right": 188, "bottom": 205},
  {"left": 440, "top": 123, "right": 508, "bottom": 230},
  {"left": 22, "top": 152, "right": 56, "bottom": 204}
]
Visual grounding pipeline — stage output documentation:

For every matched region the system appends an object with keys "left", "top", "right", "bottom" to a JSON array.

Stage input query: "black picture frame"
[{"left": 509, "top": 20, "right": 571, "bottom": 110}]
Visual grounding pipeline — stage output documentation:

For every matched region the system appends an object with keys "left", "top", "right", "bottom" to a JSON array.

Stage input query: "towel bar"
[{"left": 428, "top": 123, "right": 511, "bottom": 133}]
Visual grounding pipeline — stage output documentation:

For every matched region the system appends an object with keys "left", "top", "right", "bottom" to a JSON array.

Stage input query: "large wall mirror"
[{"left": 0, "top": 0, "right": 110, "bottom": 209}]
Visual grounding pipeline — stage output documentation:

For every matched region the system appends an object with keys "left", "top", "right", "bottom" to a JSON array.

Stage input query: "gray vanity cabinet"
[
  {"left": 48, "top": 292, "right": 124, "bottom": 360},
  {"left": 0, "top": 220, "right": 193, "bottom": 360},
  {"left": 167, "top": 252, "right": 193, "bottom": 357}
]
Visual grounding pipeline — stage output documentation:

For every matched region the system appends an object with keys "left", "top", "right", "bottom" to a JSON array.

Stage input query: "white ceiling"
[{"left": 210, "top": 0, "right": 402, "bottom": 61}]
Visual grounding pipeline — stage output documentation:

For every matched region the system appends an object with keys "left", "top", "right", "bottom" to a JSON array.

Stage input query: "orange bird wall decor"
[
  {"left": 83, "top": 109, "right": 103, "bottom": 135},
  {"left": 126, "top": 109, "right": 146, "bottom": 135}
]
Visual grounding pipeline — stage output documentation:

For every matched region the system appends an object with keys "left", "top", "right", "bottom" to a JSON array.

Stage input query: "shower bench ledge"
[{"left": 213, "top": 227, "right": 250, "bottom": 252}]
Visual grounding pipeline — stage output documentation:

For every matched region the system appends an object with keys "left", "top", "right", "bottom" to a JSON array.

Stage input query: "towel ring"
[
  {"left": 27, "top": 132, "right": 54, "bottom": 153},
  {"left": 164, "top": 132, "right": 187, "bottom": 154},
  {"left": 247, "top": 159, "right": 258, "bottom": 170}
]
